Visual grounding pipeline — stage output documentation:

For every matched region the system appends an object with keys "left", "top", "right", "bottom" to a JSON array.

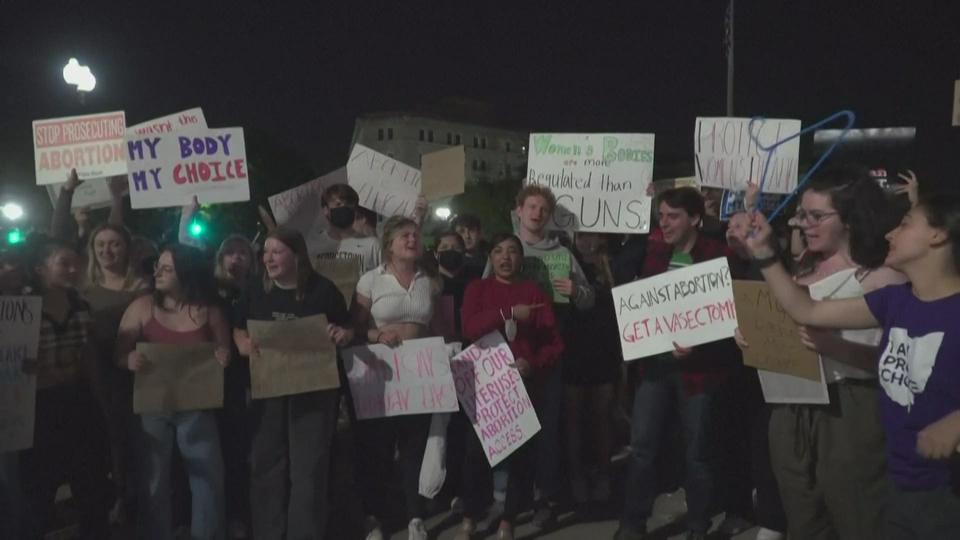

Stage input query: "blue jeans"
[
  {"left": 622, "top": 363, "right": 715, "bottom": 534},
  {"left": 139, "top": 411, "right": 225, "bottom": 540}
]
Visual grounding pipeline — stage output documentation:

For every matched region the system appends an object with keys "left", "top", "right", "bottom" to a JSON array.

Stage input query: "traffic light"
[
  {"left": 6, "top": 228, "right": 23, "bottom": 245},
  {"left": 188, "top": 219, "right": 205, "bottom": 239}
]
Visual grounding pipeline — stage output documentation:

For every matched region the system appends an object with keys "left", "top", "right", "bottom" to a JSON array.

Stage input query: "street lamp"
[
  {"left": 434, "top": 207, "right": 451, "bottom": 220},
  {"left": 63, "top": 58, "right": 96, "bottom": 92},
  {"left": 1, "top": 202, "right": 24, "bottom": 221}
]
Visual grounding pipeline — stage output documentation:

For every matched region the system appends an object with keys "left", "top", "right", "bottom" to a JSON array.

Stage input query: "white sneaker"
[
  {"left": 408, "top": 517, "right": 428, "bottom": 540},
  {"left": 755, "top": 527, "right": 786, "bottom": 540},
  {"left": 364, "top": 516, "right": 384, "bottom": 540}
]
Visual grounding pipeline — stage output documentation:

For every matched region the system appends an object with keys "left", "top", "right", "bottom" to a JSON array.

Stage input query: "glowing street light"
[
  {"left": 1, "top": 202, "right": 24, "bottom": 221},
  {"left": 434, "top": 207, "right": 451, "bottom": 220},
  {"left": 63, "top": 58, "right": 96, "bottom": 93}
]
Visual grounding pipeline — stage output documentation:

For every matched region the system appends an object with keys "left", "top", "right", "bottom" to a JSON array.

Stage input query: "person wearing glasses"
[{"left": 735, "top": 167, "right": 909, "bottom": 540}]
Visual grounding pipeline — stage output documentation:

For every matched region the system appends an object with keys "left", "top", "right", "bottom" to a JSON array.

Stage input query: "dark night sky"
[{"left": 2, "top": 1, "right": 958, "bottom": 219}]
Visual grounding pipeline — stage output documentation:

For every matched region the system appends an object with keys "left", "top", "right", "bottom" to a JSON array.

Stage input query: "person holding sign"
[
  {"left": 616, "top": 187, "right": 744, "bottom": 540},
  {"left": 350, "top": 216, "right": 440, "bottom": 540},
  {"left": 456, "top": 233, "right": 564, "bottom": 540},
  {"left": 733, "top": 169, "right": 908, "bottom": 540},
  {"left": 116, "top": 244, "right": 232, "bottom": 540},
  {"left": 233, "top": 227, "right": 352, "bottom": 540},
  {"left": 732, "top": 192, "right": 960, "bottom": 540},
  {"left": 308, "top": 184, "right": 382, "bottom": 272},
  {"left": 20, "top": 237, "right": 112, "bottom": 539}
]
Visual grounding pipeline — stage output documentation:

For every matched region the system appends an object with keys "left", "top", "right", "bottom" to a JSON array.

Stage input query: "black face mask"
[
  {"left": 437, "top": 250, "right": 464, "bottom": 272},
  {"left": 328, "top": 206, "right": 356, "bottom": 229}
]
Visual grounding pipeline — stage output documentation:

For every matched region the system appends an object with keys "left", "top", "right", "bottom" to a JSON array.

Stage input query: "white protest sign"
[
  {"left": 267, "top": 167, "right": 347, "bottom": 239},
  {"left": 127, "top": 107, "right": 207, "bottom": 136},
  {"left": 758, "top": 366, "right": 829, "bottom": 405},
  {"left": 526, "top": 133, "right": 655, "bottom": 234},
  {"left": 33, "top": 111, "right": 127, "bottom": 185},
  {"left": 46, "top": 178, "right": 114, "bottom": 210},
  {"left": 347, "top": 144, "right": 421, "bottom": 218},
  {"left": 341, "top": 337, "right": 459, "bottom": 419},
  {"left": 451, "top": 332, "right": 540, "bottom": 466},
  {"left": 125, "top": 127, "right": 249, "bottom": 209},
  {"left": 0, "top": 296, "right": 41, "bottom": 452},
  {"left": 614, "top": 257, "right": 737, "bottom": 360},
  {"left": 694, "top": 117, "right": 801, "bottom": 193}
]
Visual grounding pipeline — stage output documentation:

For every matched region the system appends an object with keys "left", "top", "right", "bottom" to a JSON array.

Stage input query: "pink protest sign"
[
  {"left": 33, "top": 111, "right": 127, "bottom": 185},
  {"left": 451, "top": 331, "right": 541, "bottom": 466},
  {"left": 341, "top": 337, "right": 459, "bottom": 419}
]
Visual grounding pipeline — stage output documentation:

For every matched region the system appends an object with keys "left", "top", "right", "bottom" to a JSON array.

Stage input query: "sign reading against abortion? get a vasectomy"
[{"left": 125, "top": 127, "right": 249, "bottom": 209}]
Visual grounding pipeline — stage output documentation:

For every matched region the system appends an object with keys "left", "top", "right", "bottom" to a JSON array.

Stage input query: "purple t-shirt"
[{"left": 865, "top": 283, "right": 960, "bottom": 490}]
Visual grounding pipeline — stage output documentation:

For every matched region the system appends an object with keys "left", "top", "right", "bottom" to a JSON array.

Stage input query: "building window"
[
  {"left": 481, "top": 137, "right": 487, "bottom": 149},
  {"left": 378, "top": 128, "right": 384, "bottom": 141},
  {"left": 505, "top": 141, "right": 512, "bottom": 153},
  {"left": 479, "top": 160, "right": 486, "bottom": 171},
  {"left": 419, "top": 129, "right": 425, "bottom": 141},
  {"left": 446, "top": 133, "right": 452, "bottom": 145},
  {"left": 471, "top": 159, "right": 478, "bottom": 171},
  {"left": 473, "top": 135, "right": 479, "bottom": 148},
  {"left": 455, "top": 134, "right": 462, "bottom": 145},
  {"left": 387, "top": 128, "right": 394, "bottom": 140},
  {"left": 428, "top": 130, "right": 434, "bottom": 143}
]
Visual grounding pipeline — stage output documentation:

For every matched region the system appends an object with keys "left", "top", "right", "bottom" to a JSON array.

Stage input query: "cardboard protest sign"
[
  {"left": 125, "top": 127, "right": 249, "bottom": 209},
  {"left": 46, "top": 178, "right": 114, "bottom": 211},
  {"left": 133, "top": 342, "right": 223, "bottom": 414},
  {"left": 614, "top": 257, "right": 737, "bottom": 360},
  {"left": 694, "top": 117, "right": 801, "bottom": 193},
  {"left": 347, "top": 144, "right": 421, "bottom": 218},
  {"left": 421, "top": 145, "right": 465, "bottom": 200},
  {"left": 268, "top": 167, "right": 347, "bottom": 239},
  {"left": 450, "top": 331, "right": 540, "bottom": 466},
  {"left": 341, "top": 337, "right": 459, "bottom": 419},
  {"left": 313, "top": 256, "right": 362, "bottom": 309},
  {"left": 33, "top": 111, "right": 127, "bottom": 185},
  {"left": 127, "top": 107, "right": 207, "bottom": 136},
  {"left": 953, "top": 80, "right": 960, "bottom": 127},
  {"left": 0, "top": 297, "right": 41, "bottom": 452},
  {"left": 247, "top": 314, "right": 339, "bottom": 399},
  {"left": 526, "top": 133, "right": 655, "bottom": 234},
  {"left": 733, "top": 281, "right": 820, "bottom": 381},
  {"left": 652, "top": 176, "right": 699, "bottom": 197},
  {"left": 522, "top": 252, "right": 572, "bottom": 304}
]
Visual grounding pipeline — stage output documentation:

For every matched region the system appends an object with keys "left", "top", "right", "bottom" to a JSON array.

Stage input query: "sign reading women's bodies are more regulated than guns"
[
  {"left": 613, "top": 257, "right": 738, "bottom": 361},
  {"left": 125, "top": 127, "right": 249, "bottom": 209},
  {"left": 347, "top": 144, "right": 421, "bottom": 218},
  {"left": 247, "top": 314, "right": 340, "bottom": 400},
  {"left": 0, "top": 297, "right": 41, "bottom": 452},
  {"left": 341, "top": 337, "right": 459, "bottom": 420},
  {"left": 525, "top": 133, "right": 655, "bottom": 234},
  {"left": 694, "top": 117, "right": 801, "bottom": 194},
  {"left": 132, "top": 342, "right": 223, "bottom": 414},
  {"left": 33, "top": 111, "right": 127, "bottom": 185},
  {"left": 451, "top": 331, "right": 540, "bottom": 467},
  {"left": 732, "top": 280, "right": 821, "bottom": 381}
]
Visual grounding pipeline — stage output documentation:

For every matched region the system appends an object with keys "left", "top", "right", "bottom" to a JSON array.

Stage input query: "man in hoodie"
[
  {"left": 306, "top": 184, "right": 382, "bottom": 272},
  {"left": 615, "top": 187, "right": 744, "bottom": 540},
  {"left": 481, "top": 184, "right": 595, "bottom": 530}
]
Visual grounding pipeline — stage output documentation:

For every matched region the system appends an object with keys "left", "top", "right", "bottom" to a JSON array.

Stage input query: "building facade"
[{"left": 350, "top": 112, "right": 528, "bottom": 184}]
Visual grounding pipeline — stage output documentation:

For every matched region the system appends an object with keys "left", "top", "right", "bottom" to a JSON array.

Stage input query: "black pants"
[
  {"left": 20, "top": 384, "right": 111, "bottom": 540},
  {"left": 354, "top": 414, "right": 431, "bottom": 522},
  {"left": 249, "top": 389, "right": 338, "bottom": 540},
  {"left": 461, "top": 424, "right": 537, "bottom": 522},
  {"left": 218, "top": 360, "right": 250, "bottom": 529}
]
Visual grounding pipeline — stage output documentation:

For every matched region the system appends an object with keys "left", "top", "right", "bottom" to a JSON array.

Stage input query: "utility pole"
[{"left": 725, "top": 0, "right": 735, "bottom": 116}]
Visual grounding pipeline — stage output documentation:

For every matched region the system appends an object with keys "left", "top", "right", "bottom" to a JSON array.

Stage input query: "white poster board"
[
  {"left": 525, "top": 133, "right": 655, "bottom": 234},
  {"left": 125, "top": 127, "right": 249, "bottom": 209},
  {"left": 347, "top": 144, "right": 421, "bottom": 218},
  {"left": 33, "top": 111, "right": 127, "bottom": 185},
  {"left": 127, "top": 107, "right": 207, "bottom": 136},
  {"left": 341, "top": 337, "right": 459, "bottom": 419},
  {"left": 0, "top": 296, "right": 41, "bottom": 452},
  {"left": 46, "top": 178, "right": 114, "bottom": 210},
  {"left": 614, "top": 257, "right": 737, "bottom": 360},
  {"left": 267, "top": 167, "right": 347, "bottom": 240},
  {"left": 694, "top": 117, "right": 801, "bottom": 193},
  {"left": 758, "top": 365, "right": 829, "bottom": 405},
  {"left": 451, "top": 332, "right": 540, "bottom": 466}
]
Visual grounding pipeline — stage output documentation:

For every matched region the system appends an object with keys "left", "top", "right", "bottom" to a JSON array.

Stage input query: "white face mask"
[{"left": 504, "top": 317, "right": 517, "bottom": 342}]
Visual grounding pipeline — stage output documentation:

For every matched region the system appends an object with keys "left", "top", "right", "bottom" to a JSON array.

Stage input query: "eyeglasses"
[
  {"left": 793, "top": 210, "right": 838, "bottom": 225},
  {"left": 153, "top": 262, "right": 175, "bottom": 275}
]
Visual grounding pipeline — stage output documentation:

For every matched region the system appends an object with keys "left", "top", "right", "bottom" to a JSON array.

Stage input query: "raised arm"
[
  {"left": 178, "top": 196, "right": 205, "bottom": 249},
  {"left": 51, "top": 169, "right": 80, "bottom": 241},
  {"left": 106, "top": 175, "right": 128, "bottom": 226}
]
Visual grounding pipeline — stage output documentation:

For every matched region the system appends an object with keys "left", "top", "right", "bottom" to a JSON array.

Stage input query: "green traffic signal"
[
  {"left": 189, "top": 220, "right": 205, "bottom": 238},
  {"left": 6, "top": 228, "right": 23, "bottom": 245}
]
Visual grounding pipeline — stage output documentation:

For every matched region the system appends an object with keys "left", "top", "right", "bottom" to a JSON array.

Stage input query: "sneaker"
[
  {"left": 496, "top": 523, "right": 515, "bottom": 540},
  {"left": 450, "top": 495, "right": 464, "bottom": 515},
  {"left": 531, "top": 502, "right": 556, "bottom": 530},
  {"left": 408, "top": 518, "right": 428, "bottom": 540},
  {"left": 364, "top": 516, "right": 384, "bottom": 540},
  {"left": 718, "top": 514, "right": 753, "bottom": 535},
  {"left": 612, "top": 524, "right": 647, "bottom": 540},
  {"left": 452, "top": 518, "right": 475, "bottom": 540},
  {"left": 477, "top": 500, "right": 505, "bottom": 533},
  {"left": 611, "top": 445, "right": 633, "bottom": 464},
  {"left": 756, "top": 528, "right": 786, "bottom": 540}
]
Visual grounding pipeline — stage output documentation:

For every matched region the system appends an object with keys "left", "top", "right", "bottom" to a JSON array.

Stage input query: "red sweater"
[{"left": 461, "top": 277, "right": 564, "bottom": 370}]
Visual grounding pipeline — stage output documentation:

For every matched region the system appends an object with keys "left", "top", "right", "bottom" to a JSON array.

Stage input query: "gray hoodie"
[{"left": 484, "top": 235, "right": 595, "bottom": 311}]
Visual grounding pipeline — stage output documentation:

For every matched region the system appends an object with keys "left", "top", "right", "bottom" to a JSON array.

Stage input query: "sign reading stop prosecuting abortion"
[{"left": 33, "top": 111, "right": 127, "bottom": 185}]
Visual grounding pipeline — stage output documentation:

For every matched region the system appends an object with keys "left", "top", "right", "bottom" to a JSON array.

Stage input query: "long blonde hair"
[
  {"left": 86, "top": 224, "right": 139, "bottom": 290},
  {"left": 380, "top": 216, "right": 436, "bottom": 277}
]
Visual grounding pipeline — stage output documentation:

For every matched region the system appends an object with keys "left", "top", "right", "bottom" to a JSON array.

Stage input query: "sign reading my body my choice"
[
  {"left": 525, "top": 133, "right": 655, "bottom": 234},
  {"left": 125, "top": 127, "right": 249, "bottom": 209}
]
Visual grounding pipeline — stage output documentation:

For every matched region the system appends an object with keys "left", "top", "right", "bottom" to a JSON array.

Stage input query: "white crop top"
[{"left": 356, "top": 265, "right": 438, "bottom": 327}]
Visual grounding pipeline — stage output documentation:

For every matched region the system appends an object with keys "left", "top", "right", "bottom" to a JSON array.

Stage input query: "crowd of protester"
[{"left": 0, "top": 162, "right": 958, "bottom": 540}]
